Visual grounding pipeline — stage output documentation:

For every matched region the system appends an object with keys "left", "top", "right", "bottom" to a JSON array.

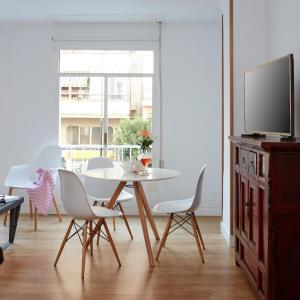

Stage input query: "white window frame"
[{"left": 55, "top": 41, "right": 160, "bottom": 166}]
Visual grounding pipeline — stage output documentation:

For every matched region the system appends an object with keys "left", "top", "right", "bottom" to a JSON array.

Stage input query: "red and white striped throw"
[{"left": 27, "top": 168, "right": 55, "bottom": 215}]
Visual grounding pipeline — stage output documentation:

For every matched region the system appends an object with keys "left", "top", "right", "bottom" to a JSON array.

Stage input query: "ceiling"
[{"left": 0, "top": 0, "right": 222, "bottom": 22}]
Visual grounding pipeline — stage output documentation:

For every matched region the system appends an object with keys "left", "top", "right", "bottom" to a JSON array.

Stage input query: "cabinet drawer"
[
  {"left": 248, "top": 151, "right": 257, "bottom": 176},
  {"left": 240, "top": 149, "right": 248, "bottom": 171}
]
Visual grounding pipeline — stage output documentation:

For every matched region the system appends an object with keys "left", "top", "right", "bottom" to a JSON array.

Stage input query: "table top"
[
  {"left": 85, "top": 167, "right": 180, "bottom": 182},
  {"left": 0, "top": 196, "right": 24, "bottom": 215}
]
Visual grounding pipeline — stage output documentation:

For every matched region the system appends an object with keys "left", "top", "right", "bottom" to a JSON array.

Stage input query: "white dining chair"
[
  {"left": 55, "top": 169, "right": 122, "bottom": 279},
  {"left": 153, "top": 165, "right": 207, "bottom": 263},
  {"left": 84, "top": 157, "right": 134, "bottom": 240},
  {"left": 3, "top": 145, "right": 62, "bottom": 230}
]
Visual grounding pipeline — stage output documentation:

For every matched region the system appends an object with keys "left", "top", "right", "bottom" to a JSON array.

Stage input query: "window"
[
  {"left": 59, "top": 50, "right": 154, "bottom": 172},
  {"left": 91, "top": 127, "right": 101, "bottom": 144},
  {"left": 80, "top": 127, "right": 90, "bottom": 144},
  {"left": 66, "top": 126, "right": 79, "bottom": 144}
]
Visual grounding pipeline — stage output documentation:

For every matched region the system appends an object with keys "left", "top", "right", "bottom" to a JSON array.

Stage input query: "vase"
[{"left": 138, "top": 151, "right": 152, "bottom": 175}]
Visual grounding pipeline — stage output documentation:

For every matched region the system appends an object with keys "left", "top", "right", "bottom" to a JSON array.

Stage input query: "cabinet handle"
[{"left": 245, "top": 201, "right": 251, "bottom": 207}]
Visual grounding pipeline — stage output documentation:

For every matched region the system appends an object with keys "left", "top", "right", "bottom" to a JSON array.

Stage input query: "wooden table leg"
[
  {"left": 0, "top": 246, "right": 3, "bottom": 265},
  {"left": 9, "top": 204, "right": 21, "bottom": 244},
  {"left": 138, "top": 182, "right": 160, "bottom": 241},
  {"left": 86, "top": 181, "right": 127, "bottom": 248},
  {"left": 133, "top": 182, "right": 155, "bottom": 267},
  {"left": 107, "top": 181, "right": 127, "bottom": 209},
  {"left": 3, "top": 187, "right": 13, "bottom": 226}
]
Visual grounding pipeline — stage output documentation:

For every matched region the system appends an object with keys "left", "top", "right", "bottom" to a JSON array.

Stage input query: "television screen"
[{"left": 244, "top": 54, "right": 294, "bottom": 136}]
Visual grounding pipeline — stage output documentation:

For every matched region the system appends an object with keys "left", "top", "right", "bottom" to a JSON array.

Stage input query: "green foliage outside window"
[{"left": 112, "top": 118, "right": 151, "bottom": 160}]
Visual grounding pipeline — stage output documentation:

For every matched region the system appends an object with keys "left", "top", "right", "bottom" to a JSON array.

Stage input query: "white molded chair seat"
[
  {"left": 88, "top": 189, "right": 133, "bottom": 204},
  {"left": 92, "top": 206, "right": 122, "bottom": 218},
  {"left": 5, "top": 145, "right": 62, "bottom": 188},
  {"left": 153, "top": 197, "right": 194, "bottom": 214},
  {"left": 84, "top": 157, "right": 134, "bottom": 239},
  {"left": 5, "top": 165, "right": 34, "bottom": 189},
  {"left": 3, "top": 145, "right": 62, "bottom": 230},
  {"left": 55, "top": 169, "right": 122, "bottom": 279},
  {"left": 153, "top": 165, "right": 207, "bottom": 263}
]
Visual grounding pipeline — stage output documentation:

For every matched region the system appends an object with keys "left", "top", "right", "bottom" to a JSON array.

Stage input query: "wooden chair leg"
[
  {"left": 156, "top": 213, "right": 173, "bottom": 260},
  {"left": 112, "top": 217, "right": 116, "bottom": 231},
  {"left": 54, "top": 219, "right": 74, "bottom": 266},
  {"left": 3, "top": 187, "right": 13, "bottom": 226},
  {"left": 29, "top": 199, "right": 33, "bottom": 218},
  {"left": 89, "top": 221, "right": 93, "bottom": 256},
  {"left": 52, "top": 193, "right": 62, "bottom": 223},
  {"left": 103, "top": 220, "right": 121, "bottom": 267},
  {"left": 97, "top": 227, "right": 101, "bottom": 246},
  {"left": 118, "top": 203, "right": 133, "bottom": 239},
  {"left": 191, "top": 214, "right": 205, "bottom": 263},
  {"left": 81, "top": 222, "right": 88, "bottom": 279},
  {"left": 96, "top": 202, "right": 104, "bottom": 246},
  {"left": 192, "top": 213, "right": 205, "bottom": 249},
  {"left": 34, "top": 207, "right": 38, "bottom": 231}
]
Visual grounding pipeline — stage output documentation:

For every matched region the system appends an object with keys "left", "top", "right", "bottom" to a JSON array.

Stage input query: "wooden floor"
[{"left": 0, "top": 215, "right": 255, "bottom": 300}]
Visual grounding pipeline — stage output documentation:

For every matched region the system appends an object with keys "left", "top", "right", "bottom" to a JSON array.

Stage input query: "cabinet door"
[
  {"left": 240, "top": 175, "right": 249, "bottom": 240},
  {"left": 235, "top": 172, "right": 240, "bottom": 233},
  {"left": 248, "top": 181, "right": 259, "bottom": 254}
]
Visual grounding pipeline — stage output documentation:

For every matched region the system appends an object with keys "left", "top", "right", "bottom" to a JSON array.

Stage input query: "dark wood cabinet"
[{"left": 230, "top": 136, "right": 300, "bottom": 300}]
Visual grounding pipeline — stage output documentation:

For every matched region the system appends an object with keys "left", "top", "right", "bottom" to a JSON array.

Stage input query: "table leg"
[
  {"left": 3, "top": 187, "right": 13, "bottom": 226},
  {"left": 0, "top": 247, "right": 3, "bottom": 265},
  {"left": 138, "top": 182, "right": 160, "bottom": 241},
  {"left": 9, "top": 204, "right": 21, "bottom": 244},
  {"left": 133, "top": 182, "right": 155, "bottom": 267},
  {"left": 86, "top": 181, "right": 127, "bottom": 248},
  {"left": 107, "top": 181, "right": 127, "bottom": 209}
]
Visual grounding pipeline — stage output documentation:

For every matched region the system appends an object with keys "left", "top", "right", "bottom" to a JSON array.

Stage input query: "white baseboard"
[
  {"left": 220, "top": 221, "right": 235, "bottom": 247},
  {"left": 20, "top": 204, "right": 222, "bottom": 217}
]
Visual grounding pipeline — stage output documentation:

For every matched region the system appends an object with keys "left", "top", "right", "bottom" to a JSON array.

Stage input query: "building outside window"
[{"left": 59, "top": 50, "right": 154, "bottom": 172}]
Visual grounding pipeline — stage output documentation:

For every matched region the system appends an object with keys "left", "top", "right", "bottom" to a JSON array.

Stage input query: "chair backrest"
[
  {"left": 31, "top": 145, "right": 62, "bottom": 171},
  {"left": 84, "top": 157, "right": 118, "bottom": 199},
  {"left": 188, "top": 165, "right": 207, "bottom": 212},
  {"left": 58, "top": 169, "right": 94, "bottom": 219}
]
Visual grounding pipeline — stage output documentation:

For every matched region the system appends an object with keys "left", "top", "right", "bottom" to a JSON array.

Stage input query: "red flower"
[{"left": 138, "top": 129, "right": 151, "bottom": 138}]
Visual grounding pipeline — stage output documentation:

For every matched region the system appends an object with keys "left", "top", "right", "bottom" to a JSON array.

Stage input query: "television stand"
[{"left": 241, "top": 133, "right": 266, "bottom": 139}]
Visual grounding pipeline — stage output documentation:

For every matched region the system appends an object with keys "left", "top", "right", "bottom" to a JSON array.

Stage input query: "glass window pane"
[
  {"left": 60, "top": 50, "right": 154, "bottom": 74},
  {"left": 66, "top": 126, "right": 79, "bottom": 145},
  {"left": 80, "top": 127, "right": 90, "bottom": 144},
  {"left": 91, "top": 127, "right": 102, "bottom": 144},
  {"left": 107, "top": 77, "right": 152, "bottom": 150},
  {"left": 60, "top": 76, "right": 104, "bottom": 146}
]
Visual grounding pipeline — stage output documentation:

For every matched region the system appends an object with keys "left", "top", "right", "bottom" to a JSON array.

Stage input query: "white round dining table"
[{"left": 85, "top": 167, "right": 180, "bottom": 267}]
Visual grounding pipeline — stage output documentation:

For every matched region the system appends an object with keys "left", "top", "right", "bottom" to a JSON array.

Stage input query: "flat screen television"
[{"left": 244, "top": 54, "right": 294, "bottom": 138}]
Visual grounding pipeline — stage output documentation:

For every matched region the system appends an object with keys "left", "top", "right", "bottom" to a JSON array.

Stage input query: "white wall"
[
  {"left": 266, "top": 0, "right": 300, "bottom": 136},
  {"left": 0, "top": 21, "right": 222, "bottom": 216},
  {"left": 221, "top": 0, "right": 267, "bottom": 244},
  {"left": 233, "top": 0, "right": 267, "bottom": 136}
]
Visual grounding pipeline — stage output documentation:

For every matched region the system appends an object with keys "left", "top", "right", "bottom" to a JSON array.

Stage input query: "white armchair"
[
  {"left": 153, "top": 165, "right": 207, "bottom": 263},
  {"left": 3, "top": 145, "right": 62, "bottom": 230}
]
